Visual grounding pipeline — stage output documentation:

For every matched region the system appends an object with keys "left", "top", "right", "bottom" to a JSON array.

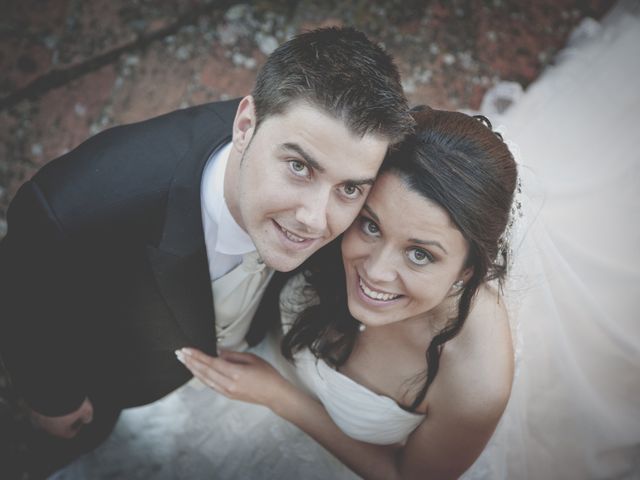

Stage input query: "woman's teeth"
[{"left": 359, "top": 278, "right": 400, "bottom": 301}]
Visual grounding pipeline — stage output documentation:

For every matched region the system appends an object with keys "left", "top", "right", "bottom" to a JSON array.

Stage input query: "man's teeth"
[
  {"left": 282, "top": 227, "right": 305, "bottom": 242},
  {"left": 359, "top": 278, "right": 399, "bottom": 301}
]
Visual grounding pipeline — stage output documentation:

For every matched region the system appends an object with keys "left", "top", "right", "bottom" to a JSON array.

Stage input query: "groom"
[{"left": 0, "top": 27, "right": 411, "bottom": 477}]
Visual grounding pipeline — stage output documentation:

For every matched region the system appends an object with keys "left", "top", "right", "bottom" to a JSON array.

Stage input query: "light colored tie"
[{"left": 211, "top": 251, "right": 274, "bottom": 351}]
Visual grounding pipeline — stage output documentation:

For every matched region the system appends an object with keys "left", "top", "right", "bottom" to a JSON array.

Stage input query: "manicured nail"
[{"left": 175, "top": 350, "right": 185, "bottom": 364}]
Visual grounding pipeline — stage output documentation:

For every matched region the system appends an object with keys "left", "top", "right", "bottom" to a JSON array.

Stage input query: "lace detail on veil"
[{"left": 279, "top": 272, "right": 319, "bottom": 333}]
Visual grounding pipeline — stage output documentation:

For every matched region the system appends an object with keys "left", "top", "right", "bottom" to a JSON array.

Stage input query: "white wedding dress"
[{"left": 52, "top": 1, "right": 640, "bottom": 478}]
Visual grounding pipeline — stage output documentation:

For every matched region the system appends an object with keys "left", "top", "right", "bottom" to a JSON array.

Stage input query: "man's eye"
[
  {"left": 360, "top": 218, "right": 380, "bottom": 236},
  {"left": 342, "top": 184, "right": 362, "bottom": 199},
  {"left": 289, "top": 160, "right": 309, "bottom": 176},
  {"left": 407, "top": 248, "right": 432, "bottom": 266}
]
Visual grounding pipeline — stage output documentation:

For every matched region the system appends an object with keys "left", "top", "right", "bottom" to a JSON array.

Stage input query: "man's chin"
[
  {"left": 259, "top": 247, "right": 321, "bottom": 272},
  {"left": 256, "top": 232, "right": 329, "bottom": 271},
  {"left": 262, "top": 254, "right": 305, "bottom": 272}
]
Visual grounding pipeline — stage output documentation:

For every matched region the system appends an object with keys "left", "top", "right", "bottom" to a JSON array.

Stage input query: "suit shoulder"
[
  {"left": 36, "top": 99, "right": 238, "bottom": 182},
  {"left": 20, "top": 100, "right": 238, "bottom": 236}
]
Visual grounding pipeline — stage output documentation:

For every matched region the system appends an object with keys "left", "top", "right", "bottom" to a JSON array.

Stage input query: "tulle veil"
[{"left": 464, "top": 1, "right": 640, "bottom": 477}]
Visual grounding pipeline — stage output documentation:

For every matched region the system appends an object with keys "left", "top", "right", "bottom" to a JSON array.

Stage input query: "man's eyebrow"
[
  {"left": 282, "top": 142, "right": 376, "bottom": 186},
  {"left": 282, "top": 143, "right": 324, "bottom": 173},
  {"left": 410, "top": 238, "right": 448, "bottom": 255}
]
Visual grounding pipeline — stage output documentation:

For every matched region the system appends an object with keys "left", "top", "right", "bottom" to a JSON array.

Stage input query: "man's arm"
[
  {"left": 0, "top": 180, "right": 89, "bottom": 418},
  {"left": 27, "top": 397, "right": 94, "bottom": 439}
]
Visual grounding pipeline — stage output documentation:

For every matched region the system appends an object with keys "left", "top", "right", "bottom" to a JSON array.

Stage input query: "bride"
[
  {"left": 53, "top": 1, "right": 640, "bottom": 478},
  {"left": 178, "top": 106, "right": 518, "bottom": 479}
]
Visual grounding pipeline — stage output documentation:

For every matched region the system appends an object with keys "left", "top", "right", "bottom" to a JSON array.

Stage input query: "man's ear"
[{"left": 232, "top": 95, "right": 257, "bottom": 154}]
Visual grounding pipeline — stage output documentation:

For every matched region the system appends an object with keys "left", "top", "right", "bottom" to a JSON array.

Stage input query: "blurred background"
[{"left": 0, "top": 0, "right": 616, "bottom": 239}]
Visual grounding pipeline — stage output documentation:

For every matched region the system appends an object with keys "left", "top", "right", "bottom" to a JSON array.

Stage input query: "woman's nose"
[{"left": 362, "top": 247, "right": 397, "bottom": 284}]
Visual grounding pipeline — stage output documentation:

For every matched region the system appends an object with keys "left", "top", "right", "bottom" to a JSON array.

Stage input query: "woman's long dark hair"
[{"left": 282, "top": 106, "right": 518, "bottom": 411}]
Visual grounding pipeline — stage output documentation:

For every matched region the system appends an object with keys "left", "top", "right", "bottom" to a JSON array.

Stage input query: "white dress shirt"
[
  {"left": 200, "top": 142, "right": 256, "bottom": 281},
  {"left": 200, "top": 142, "right": 274, "bottom": 351}
]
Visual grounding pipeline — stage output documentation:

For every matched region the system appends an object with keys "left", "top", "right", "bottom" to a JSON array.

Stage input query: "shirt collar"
[{"left": 205, "top": 142, "right": 256, "bottom": 256}]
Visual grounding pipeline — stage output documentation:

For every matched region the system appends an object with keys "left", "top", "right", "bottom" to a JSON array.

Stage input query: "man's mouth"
[
  {"left": 274, "top": 221, "right": 319, "bottom": 245},
  {"left": 280, "top": 225, "right": 306, "bottom": 242},
  {"left": 359, "top": 276, "right": 401, "bottom": 302}
]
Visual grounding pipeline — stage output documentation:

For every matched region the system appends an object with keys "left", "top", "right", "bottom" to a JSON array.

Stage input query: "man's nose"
[{"left": 295, "top": 188, "right": 330, "bottom": 234}]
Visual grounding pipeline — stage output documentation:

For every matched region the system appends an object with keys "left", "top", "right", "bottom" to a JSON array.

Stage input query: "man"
[{"left": 0, "top": 27, "right": 411, "bottom": 476}]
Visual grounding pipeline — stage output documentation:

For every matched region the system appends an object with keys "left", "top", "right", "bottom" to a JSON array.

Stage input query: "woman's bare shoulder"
[{"left": 433, "top": 286, "right": 514, "bottom": 422}]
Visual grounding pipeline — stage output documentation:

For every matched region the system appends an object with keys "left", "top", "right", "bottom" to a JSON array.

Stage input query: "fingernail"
[{"left": 175, "top": 350, "right": 185, "bottom": 364}]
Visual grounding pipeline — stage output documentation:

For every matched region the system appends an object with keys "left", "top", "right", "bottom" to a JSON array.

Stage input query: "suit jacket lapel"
[
  {"left": 147, "top": 100, "right": 240, "bottom": 355},
  {"left": 147, "top": 245, "right": 217, "bottom": 354},
  {"left": 245, "top": 270, "right": 290, "bottom": 346}
]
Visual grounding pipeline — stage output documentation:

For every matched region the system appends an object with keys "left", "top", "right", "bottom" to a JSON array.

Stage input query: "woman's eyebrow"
[
  {"left": 410, "top": 238, "right": 448, "bottom": 254},
  {"left": 363, "top": 204, "right": 380, "bottom": 223}
]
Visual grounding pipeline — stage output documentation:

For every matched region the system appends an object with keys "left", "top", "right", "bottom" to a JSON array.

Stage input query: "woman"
[{"left": 177, "top": 106, "right": 518, "bottom": 479}]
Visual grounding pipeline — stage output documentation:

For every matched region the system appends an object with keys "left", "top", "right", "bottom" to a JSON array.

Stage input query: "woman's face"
[{"left": 341, "top": 172, "right": 471, "bottom": 327}]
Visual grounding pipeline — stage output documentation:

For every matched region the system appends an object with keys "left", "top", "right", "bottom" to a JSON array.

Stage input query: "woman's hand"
[{"left": 176, "top": 348, "right": 293, "bottom": 408}]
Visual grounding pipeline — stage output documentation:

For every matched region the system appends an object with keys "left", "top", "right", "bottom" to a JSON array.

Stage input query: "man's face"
[{"left": 225, "top": 97, "right": 389, "bottom": 272}]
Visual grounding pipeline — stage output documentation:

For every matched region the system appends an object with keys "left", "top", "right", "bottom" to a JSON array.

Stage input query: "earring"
[
  {"left": 358, "top": 322, "right": 366, "bottom": 332},
  {"left": 453, "top": 280, "right": 464, "bottom": 289}
]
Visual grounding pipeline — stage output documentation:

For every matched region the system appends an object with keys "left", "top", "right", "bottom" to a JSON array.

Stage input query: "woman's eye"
[
  {"left": 360, "top": 218, "right": 380, "bottom": 236},
  {"left": 342, "top": 184, "right": 362, "bottom": 199},
  {"left": 407, "top": 248, "right": 432, "bottom": 265},
  {"left": 289, "top": 160, "right": 309, "bottom": 177}
]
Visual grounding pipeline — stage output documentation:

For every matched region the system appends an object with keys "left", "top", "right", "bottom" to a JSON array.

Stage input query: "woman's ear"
[
  {"left": 232, "top": 95, "right": 257, "bottom": 153},
  {"left": 451, "top": 266, "right": 474, "bottom": 292},
  {"left": 461, "top": 267, "right": 474, "bottom": 283},
  {"left": 458, "top": 266, "right": 474, "bottom": 286}
]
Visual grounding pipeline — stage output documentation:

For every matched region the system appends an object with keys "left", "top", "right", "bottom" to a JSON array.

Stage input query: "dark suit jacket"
[{"left": 0, "top": 99, "right": 286, "bottom": 416}]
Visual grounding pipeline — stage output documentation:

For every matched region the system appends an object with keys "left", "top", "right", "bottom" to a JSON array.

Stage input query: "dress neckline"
[{"left": 304, "top": 350, "right": 425, "bottom": 419}]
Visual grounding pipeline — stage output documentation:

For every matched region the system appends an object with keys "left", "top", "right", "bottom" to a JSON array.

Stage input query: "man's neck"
[{"left": 223, "top": 146, "right": 245, "bottom": 232}]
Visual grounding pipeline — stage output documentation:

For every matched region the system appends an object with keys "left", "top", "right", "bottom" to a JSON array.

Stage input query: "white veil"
[{"left": 465, "top": 1, "right": 640, "bottom": 478}]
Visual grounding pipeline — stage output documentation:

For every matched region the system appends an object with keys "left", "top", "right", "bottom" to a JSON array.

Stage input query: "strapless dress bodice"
[{"left": 280, "top": 274, "right": 424, "bottom": 445}]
